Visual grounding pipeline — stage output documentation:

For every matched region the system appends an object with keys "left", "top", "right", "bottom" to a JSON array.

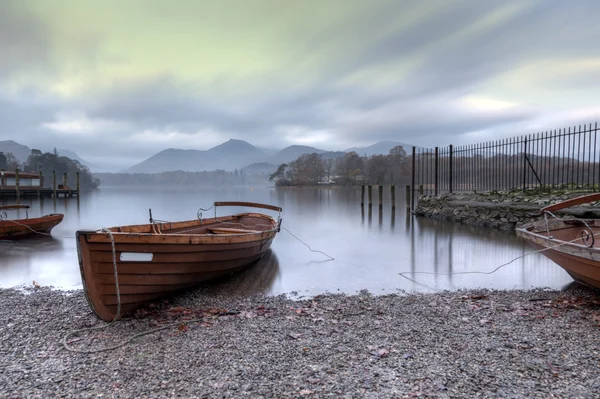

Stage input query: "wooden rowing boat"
[
  {"left": 515, "top": 193, "right": 600, "bottom": 290},
  {"left": 76, "top": 201, "right": 283, "bottom": 321},
  {"left": 0, "top": 204, "right": 64, "bottom": 240}
]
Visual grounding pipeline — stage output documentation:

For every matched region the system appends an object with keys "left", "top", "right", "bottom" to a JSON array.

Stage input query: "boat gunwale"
[{"left": 516, "top": 220, "right": 600, "bottom": 258}]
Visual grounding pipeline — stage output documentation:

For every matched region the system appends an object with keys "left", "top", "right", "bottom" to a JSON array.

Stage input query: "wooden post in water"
[
  {"left": 391, "top": 185, "right": 396, "bottom": 209},
  {"left": 405, "top": 185, "right": 411, "bottom": 212},
  {"left": 63, "top": 172, "right": 69, "bottom": 197},
  {"left": 15, "top": 168, "right": 20, "bottom": 199},
  {"left": 368, "top": 185, "right": 373, "bottom": 207},
  {"left": 419, "top": 184, "right": 424, "bottom": 197},
  {"left": 76, "top": 172, "right": 80, "bottom": 197},
  {"left": 52, "top": 171, "right": 56, "bottom": 198},
  {"left": 38, "top": 171, "right": 43, "bottom": 197},
  {"left": 361, "top": 185, "right": 365, "bottom": 207},
  {"left": 378, "top": 185, "right": 383, "bottom": 208}
]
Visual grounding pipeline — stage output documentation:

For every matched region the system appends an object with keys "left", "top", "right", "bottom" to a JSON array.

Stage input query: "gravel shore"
[{"left": 1, "top": 285, "right": 599, "bottom": 398}]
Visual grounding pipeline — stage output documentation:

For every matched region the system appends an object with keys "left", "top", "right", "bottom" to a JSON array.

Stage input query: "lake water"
[{"left": 0, "top": 185, "right": 573, "bottom": 296}]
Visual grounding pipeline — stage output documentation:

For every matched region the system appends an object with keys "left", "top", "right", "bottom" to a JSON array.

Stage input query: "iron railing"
[{"left": 411, "top": 122, "right": 599, "bottom": 207}]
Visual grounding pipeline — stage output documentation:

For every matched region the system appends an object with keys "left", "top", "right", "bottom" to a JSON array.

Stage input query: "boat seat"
[{"left": 207, "top": 227, "right": 261, "bottom": 234}]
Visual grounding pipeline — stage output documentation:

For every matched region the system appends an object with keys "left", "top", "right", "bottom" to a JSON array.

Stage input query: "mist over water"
[{"left": 0, "top": 185, "right": 572, "bottom": 296}]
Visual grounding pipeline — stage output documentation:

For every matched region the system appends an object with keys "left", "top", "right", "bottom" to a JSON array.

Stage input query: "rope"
[
  {"left": 62, "top": 228, "right": 123, "bottom": 353},
  {"left": 399, "top": 213, "right": 600, "bottom": 290},
  {"left": 280, "top": 226, "right": 335, "bottom": 261}
]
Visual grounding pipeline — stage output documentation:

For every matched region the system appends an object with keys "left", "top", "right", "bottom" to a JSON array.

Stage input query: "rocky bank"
[{"left": 414, "top": 190, "right": 600, "bottom": 230}]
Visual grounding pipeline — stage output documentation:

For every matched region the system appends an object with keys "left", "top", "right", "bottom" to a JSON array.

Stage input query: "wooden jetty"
[{"left": 0, "top": 170, "right": 79, "bottom": 199}]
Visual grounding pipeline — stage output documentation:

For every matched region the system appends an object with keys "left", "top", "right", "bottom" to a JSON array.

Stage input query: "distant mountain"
[
  {"left": 345, "top": 141, "right": 414, "bottom": 156},
  {"left": 57, "top": 149, "right": 95, "bottom": 169},
  {"left": 124, "top": 139, "right": 418, "bottom": 173},
  {"left": 268, "top": 145, "right": 325, "bottom": 165},
  {"left": 255, "top": 146, "right": 279, "bottom": 156},
  {"left": 0, "top": 140, "right": 31, "bottom": 162},
  {"left": 125, "top": 139, "right": 269, "bottom": 173}
]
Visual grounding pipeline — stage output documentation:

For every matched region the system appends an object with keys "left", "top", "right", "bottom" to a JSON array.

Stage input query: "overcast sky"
[{"left": 1, "top": 0, "right": 599, "bottom": 170}]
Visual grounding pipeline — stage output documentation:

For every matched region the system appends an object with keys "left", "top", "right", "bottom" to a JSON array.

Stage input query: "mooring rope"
[
  {"left": 399, "top": 212, "right": 600, "bottom": 291},
  {"left": 280, "top": 227, "right": 335, "bottom": 261}
]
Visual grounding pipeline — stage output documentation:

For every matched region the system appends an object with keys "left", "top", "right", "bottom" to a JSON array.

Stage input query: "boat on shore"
[
  {"left": 516, "top": 193, "right": 600, "bottom": 290},
  {"left": 76, "top": 201, "right": 283, "bottom": 321},
  {"left": 0, "top": 204, "right": 64, "bottom": 240}
]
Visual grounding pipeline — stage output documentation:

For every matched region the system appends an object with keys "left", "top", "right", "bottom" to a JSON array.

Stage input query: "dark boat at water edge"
[{"left": 0, "top": 204, "right": 64, "bottom": 240}]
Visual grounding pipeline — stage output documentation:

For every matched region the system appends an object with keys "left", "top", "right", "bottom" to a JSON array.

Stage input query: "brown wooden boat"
[
  {"left": 516, "top": 193, "right": 600, "bottom": 290},
  {"left": 0, "top": 204, "right": 64, "bottom": 240},
  {"left": 76, "top": 201, "right": 283, "bottom": 321}
]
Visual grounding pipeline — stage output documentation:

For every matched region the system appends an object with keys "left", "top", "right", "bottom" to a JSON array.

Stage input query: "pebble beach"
[{"left": 1, "top": 284, "right": 599, "bottom": 398}]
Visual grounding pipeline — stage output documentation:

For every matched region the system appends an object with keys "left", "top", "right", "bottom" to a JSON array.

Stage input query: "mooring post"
[
  {"left": 391, "top": 185, "right": 396, "bottom": 209},
  {"left": 63, "top": 172, "right": 69, "bottom": 197},
  {"left": 419, "top": 184, "right": 424, "bottom": 197},
  {"left": 361, "top": 185, "right": 365, "bottom": 207},
  {"left": 378, "top": 185, "right": 383, "bottom": 209},
  {"left": 38, "top": 171, "right": 43, "bottom": 198},
  {"left": 368, "top": 185, "right": 373, "bottom": 207},
  {"left": 405, "top": 185, "right": 411, "bottom": 212},
  {"left": 76, "top": 172, "right": 80, "bottom": 197},
  {"left": 52, "top": 171, "right": 56, "bottom": 198},
  {"left": 15, "top": 168, "right": 20, "bottom": 199}
]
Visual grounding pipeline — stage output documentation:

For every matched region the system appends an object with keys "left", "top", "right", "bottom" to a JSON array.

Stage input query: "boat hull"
[
  {"left": 516, "top": 220, "right": 600, "bottom": 290},
  {"left": 0, "top": 214, "right": 64, "bottom": 240},
  {"left": 76, "top": 212, "right": 280, "bottom": 321}
]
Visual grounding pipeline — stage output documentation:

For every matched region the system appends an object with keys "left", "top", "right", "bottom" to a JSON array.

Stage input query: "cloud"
[
  {"left": 0, "top": 0, "right": 599, "bottom": 171},
  {"left": 0, "top": 2, "right": 51, "bottom": 76}
]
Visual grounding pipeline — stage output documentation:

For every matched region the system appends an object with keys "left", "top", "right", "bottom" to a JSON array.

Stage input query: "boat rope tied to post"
[{"left": 399, "top": 211, "right": 600, "bottom": 291}]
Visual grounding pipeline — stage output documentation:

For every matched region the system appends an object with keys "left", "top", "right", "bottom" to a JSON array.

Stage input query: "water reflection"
[
  {"left": 0, "top": 236, "right": 67, "bottom": 287},
  {"left": 0, "top": 186, "right": 574, "bottom": 295},
  {"left": 197, "top": 249, "right": 280, "bottom": 296}
]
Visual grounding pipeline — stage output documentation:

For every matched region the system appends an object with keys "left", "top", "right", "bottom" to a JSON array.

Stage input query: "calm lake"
[{"left": 0, "top": 185, "right": 572, "bottom": 296}]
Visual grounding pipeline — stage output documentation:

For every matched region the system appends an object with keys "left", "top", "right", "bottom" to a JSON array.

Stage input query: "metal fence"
[{"left": 411, "top": 122, "right": 600, "bottom": 207}]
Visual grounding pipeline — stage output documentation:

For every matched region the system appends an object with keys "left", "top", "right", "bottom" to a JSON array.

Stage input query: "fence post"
[
  {"left": 411, "top": 147, "right": 416, "bottom": 210},
  {"left": 434, "top": 147, "right": 439, "bottom": 196},
  {"left": 522, "top": 137, "right": 528, "bottom": 190},
  {"left": 449, "top": 144, "right": 453, "bottom": 194}
]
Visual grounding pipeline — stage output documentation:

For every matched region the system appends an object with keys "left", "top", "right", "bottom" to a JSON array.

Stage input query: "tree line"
[
  {"left": 269, "top": 145, "right": 412, "bottom": 186},
  {"left": 0, "top": 149, "right": 99, "bottom": 189}
]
